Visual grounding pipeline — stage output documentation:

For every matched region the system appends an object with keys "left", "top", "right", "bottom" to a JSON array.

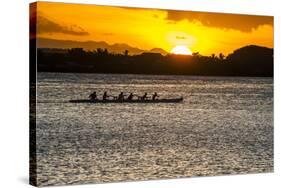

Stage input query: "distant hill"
[
  {"left": 149, "top": 48, "right": 168, "bottom": 54},
  {"left": 227, "top": 45, "right": 273, "bottom": 62},
  {"left": 227, "top": 45, "right": 273, "bottom": 76},
  {"left": 37, "top": 38, "right": 168, "bottom": 55}
]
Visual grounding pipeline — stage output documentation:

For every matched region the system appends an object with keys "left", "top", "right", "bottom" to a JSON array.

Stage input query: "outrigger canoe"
[{"left": 69, "top": 97, "right": 183, "bottom": 103}]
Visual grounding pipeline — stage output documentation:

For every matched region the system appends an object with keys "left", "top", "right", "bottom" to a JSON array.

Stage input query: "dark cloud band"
[
  {"left": 166, "top": 10, "right": 273, "bottom": 32},
  {"left": 37, "top": 15, "right": 89, "bottom": 36}
]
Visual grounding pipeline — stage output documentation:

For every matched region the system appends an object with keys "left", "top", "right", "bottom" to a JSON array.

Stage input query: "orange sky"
[{"left": 33, "top": 2, "right": 273, "bottom": 55}]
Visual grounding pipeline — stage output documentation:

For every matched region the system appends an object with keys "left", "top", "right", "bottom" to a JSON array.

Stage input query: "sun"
[{"left": 170, "top": 45, "right": 192, "bottom": 55}]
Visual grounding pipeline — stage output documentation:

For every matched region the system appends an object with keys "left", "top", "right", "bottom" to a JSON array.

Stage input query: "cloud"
[
  {"left": 37, "top": 15, "right": 89, "bottom": 36},
  {"left": 176, "top": 36, "right": 186, "bottom": 40},
  {"left": 166, "top": 10, "right": 273, "bottom": 32}
]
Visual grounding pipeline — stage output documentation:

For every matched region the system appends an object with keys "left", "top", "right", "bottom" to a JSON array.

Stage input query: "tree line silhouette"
[{"left": 36, "top": 45, "right": 273, "bottom": 77}]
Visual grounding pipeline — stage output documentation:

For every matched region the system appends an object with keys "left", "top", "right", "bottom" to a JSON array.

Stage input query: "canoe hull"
[{"left": 69, "top": 98, "right": 183, "bottom": 103}]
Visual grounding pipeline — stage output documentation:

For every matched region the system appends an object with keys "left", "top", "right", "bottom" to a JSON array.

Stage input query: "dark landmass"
[
  {"left": 37, "top": 38, "right": 168, "bottom": 55},
  {"left": 33, "top": 39, "right": 273, "bottom": 77}
]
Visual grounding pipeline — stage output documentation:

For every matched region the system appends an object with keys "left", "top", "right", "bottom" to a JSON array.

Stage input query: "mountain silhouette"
[
  {"left": 34, "top": 43, "right": 273, "bottom": 77},
  {"left": 149, "top": 48, "right": 168, "bottom": 55},
  {"left": 227, "top": 45, "right": 273, "bottom": 76},
  {"left": 37, "top": 38, "right": 168, "bottom": 55}
]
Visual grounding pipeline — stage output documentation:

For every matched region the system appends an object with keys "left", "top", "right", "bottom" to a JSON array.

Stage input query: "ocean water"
[{"left": 35, "top": 73, "right": 273, "bottom": 186}]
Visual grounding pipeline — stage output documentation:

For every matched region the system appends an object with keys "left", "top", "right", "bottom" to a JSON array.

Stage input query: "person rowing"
[
  {"left": 127, "top": 93, "right": 137, "bottom": 100},
  {"left": 118, "top": 92, "right": 126, "bottom": 100},
  {"left": 152, "top": 92, "right": 159, "bottom": 100},
  {"left": 103, "top": 91, "right": 109, "bottom": 100},
  {"left": 140, "top": 92, "right": 149, "bottom": 100},
  {"left": 89, "top": 91, "right": 97, "bottom": 100}
]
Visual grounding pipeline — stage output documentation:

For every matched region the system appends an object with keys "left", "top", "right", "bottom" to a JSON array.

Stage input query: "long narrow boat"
[{"left": 69, "top": 97, "right": 183, "bottom": 103}]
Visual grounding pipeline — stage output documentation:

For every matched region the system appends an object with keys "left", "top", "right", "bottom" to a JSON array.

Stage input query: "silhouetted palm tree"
[
  {"left": 219, "top": 53, "right": 225, "bottom": 60},
  {"left": 124, "top": 50, "right": 129, "bottom": 56}
]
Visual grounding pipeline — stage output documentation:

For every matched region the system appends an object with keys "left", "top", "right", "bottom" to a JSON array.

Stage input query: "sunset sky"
[{"left": 32, "top": 2, "right": 273, "bottom": 55}]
